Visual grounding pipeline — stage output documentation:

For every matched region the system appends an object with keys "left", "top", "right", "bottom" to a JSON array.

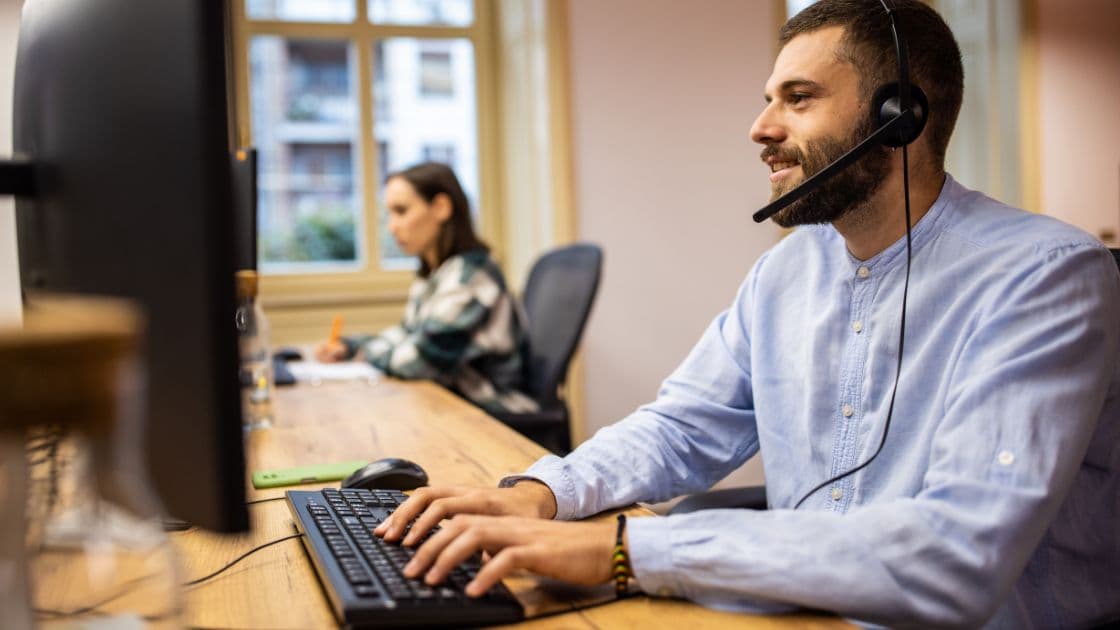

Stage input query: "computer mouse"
[
  {"left": 341, "top": 457, "right": 429, "bottom": 491},
  {"left": 273, "top": 346, "right": 304, "bottom": 362}
]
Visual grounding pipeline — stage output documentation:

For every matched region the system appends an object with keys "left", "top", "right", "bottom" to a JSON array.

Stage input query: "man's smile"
[{"left": 768, "top": 160, "right": 801, "bottom": 183}]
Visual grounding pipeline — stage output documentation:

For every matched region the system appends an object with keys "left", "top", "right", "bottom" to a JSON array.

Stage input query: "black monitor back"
[{"left": 12, "top": 0, "right": 248, "bottom": 532}]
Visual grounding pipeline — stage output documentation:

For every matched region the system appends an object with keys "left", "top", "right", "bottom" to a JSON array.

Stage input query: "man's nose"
[{"left": 750, "top": 103, "right": 786, "bottom": 146}]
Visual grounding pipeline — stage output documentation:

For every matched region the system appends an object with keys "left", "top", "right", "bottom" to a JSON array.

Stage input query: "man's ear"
[{"left": 432, "top": 193, "right": 453, "bottom": 222}]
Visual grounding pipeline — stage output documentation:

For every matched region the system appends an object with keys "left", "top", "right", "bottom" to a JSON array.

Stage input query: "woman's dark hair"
[{"left": 387, "top": 162, "right": 488, "bottom": 277}]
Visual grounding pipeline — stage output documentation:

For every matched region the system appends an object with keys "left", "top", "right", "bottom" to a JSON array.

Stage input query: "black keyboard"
[{"left": 286, "top": 488, "right": 524, "bottom": 628}]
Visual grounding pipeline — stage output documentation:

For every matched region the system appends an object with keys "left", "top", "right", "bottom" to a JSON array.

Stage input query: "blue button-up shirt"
[{"left": 518, "top": 176, "right": 1120, "bottom": 628}]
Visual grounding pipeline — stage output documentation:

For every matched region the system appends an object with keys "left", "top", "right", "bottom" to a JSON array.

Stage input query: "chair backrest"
[{"left": 520, "top": 243, "right": 603, "bottom": 406}]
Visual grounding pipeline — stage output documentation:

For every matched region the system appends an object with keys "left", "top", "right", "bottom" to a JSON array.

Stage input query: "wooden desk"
[{"left": 169, "top": 379, "right": 848, "bottom": 629}]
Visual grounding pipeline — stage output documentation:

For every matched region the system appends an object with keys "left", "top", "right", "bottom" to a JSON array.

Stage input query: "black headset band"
[{"left": 879, "top": 0, "right": 911, "bottom": 113}]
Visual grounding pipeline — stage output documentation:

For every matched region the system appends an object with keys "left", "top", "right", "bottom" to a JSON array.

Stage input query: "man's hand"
[
  {"left": 374, "top": 482, "right": 558, "bottom": 547},
  {"left": 402, "top": 515, "right": 616, "bottom": 597}
]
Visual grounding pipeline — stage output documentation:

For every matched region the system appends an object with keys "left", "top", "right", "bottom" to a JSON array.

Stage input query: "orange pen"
[{"left": 328, "top": 315, "right": 344, "bottom": 346}]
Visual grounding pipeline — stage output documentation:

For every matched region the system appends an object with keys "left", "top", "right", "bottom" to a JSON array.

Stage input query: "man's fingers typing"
[
  {"left": 402, "top": 516, "right": 471, "bottom": 579},
  {"left": 375, "top": 487, "right": 443, "bottom": 540},
  {"left": 465, "top": 546, "right": 526, "bottom": 597},
  {"left": 402, "top": 496, "right": 476, "bottom": 546},
  {"left": 422, "top": 523, "right": 491, "bottom": 585}
]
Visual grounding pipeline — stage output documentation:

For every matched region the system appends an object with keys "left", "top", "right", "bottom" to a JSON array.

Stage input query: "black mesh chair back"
[
  {"left": 521, "top": 243, "right": 603, "bottom": 406},
  {"left": 493, "top": 243, "right": 602, "bottom": 454}
]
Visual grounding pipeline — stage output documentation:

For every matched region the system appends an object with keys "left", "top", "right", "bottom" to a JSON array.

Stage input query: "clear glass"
[
  {"left": 247, "top": 0, "right": 356, "bottom": 23},
  {"left": 249, "top": 36, "right": 364, "bottom": 272},
  {"left": 26, "top": 361, "right": 182, "bottom": 626},
  {"left": 373, "top": 37, "right": 479, "bottom": 269},
  {"left": 369, "top": 0, "right": 473, "bottom": 26},
  {"left": 236, "top": 297, "right": 274, "bottom": 430}
]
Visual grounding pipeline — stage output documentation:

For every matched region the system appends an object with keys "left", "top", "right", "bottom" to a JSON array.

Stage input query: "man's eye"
[{"left": 789, "top": 93, "right": 811, "bottom": 105}]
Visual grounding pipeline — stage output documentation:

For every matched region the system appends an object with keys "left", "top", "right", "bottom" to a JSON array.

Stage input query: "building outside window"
[{"left": 234, "top": 0, "right": 487, "bottom": 279}]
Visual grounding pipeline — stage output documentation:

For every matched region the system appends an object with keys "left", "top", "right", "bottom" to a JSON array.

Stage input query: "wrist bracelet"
[{"left": 612, "top": 513, "right": 630, "bottom": 597}]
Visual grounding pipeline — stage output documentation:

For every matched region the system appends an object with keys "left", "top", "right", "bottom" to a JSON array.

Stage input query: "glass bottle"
[{"left": 235, "top": 270, "right": 273, "bottom": 430}]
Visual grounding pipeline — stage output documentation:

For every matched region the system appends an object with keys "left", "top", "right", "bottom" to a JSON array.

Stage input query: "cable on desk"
[
  {"left": 182, "top": 532, "right": 305, "bottom": 587},
  {"left": 163, "top": 496, "right": 291, "bottom": 532},
  {"left": 246, "top": 495, "right": 287, "bottom": 506},
  {"left": 33, "top": 532, "right": 304, "bottom": 620},
  {"left": 33, "top": 572, "right": 164, "bottom": 619},
  {"left": 524, "top": 591, "right": 643, "bottom": 622},
  {"left": 25, "top": 425, "right": 66, "bottom": 518}
]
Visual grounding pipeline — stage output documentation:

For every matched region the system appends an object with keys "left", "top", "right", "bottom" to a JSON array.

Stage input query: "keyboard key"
[{"left": 354, "top": 584, "right": 381, "bottom": 598}]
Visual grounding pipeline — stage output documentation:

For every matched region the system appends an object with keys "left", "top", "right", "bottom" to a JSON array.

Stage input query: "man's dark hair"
[
  {"left": 387, "top": 161, "right": 489, "bottom": 277},
  {"left": 780, "top": 0, "right": 964, "bottom": 168}
]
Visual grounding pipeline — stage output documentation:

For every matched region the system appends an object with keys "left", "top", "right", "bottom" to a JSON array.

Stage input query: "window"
[
  {"left": 422, "top": 143, "right": 456, "bottom": 166},
  {"left": 418, "top": 49, "right": 454, "bottom": 97},
  {"left": 232, "top": 0, "right": 494, "bottom": 303}
]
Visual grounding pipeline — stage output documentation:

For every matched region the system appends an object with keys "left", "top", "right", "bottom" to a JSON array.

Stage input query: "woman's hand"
[
  {"left": 374, "top": 482, "right": 558, "bottom": 547},
  {"left": 314, "top": 340, "right": 348, "bottom": 363},
  {"left": 402, "top": 515, "right": 617, "bottom": 597}
]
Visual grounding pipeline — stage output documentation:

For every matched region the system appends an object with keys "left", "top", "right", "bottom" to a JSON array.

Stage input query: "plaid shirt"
[{"left": 347, "top": 249, "right": 538, "bottom": 414}]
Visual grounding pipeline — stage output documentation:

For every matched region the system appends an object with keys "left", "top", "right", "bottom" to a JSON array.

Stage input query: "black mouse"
[
  {"left": 273, "top": 346, "right": 304, "bottom": 362},
  {"left": 341, "top": 457, "right": 429, "bottom": 491}
]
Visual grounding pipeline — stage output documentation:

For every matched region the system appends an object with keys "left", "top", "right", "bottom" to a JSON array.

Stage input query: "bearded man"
[{"left": 371, "top": 1, "right": 1120, "bottom": 627}]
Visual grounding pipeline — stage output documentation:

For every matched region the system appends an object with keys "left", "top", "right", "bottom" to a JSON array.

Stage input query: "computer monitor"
[{"left": 9, "top": 0, "right": 248, "bottom": 532}]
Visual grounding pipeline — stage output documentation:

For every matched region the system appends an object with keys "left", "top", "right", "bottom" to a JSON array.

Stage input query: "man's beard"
[{"left": 765, "top": 119, "right": 891, "bottom": 228}]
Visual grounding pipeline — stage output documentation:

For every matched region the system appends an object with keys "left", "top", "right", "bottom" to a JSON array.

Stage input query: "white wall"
[
  {"left": 0, "top": 0, "right": 22, "bottom": 326},
  {"left": 567, "top": 0, "right": 781, "bottom": 488},
  {"left": 1037, "top": 0, "right": 1120, "bottom": 238}
]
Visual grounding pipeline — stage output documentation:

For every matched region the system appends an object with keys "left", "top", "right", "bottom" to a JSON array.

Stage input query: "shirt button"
[
  {"left": 842, "top": 404, "right": 854, "bottom": 418},
  {"left": 852, "top": 321, "right": 863, "bottom": 333},
  {"left": 857, "top": 266, "right": 870, "bottom": 278},
  {"left": 997, "top": 450, "right": 1015, "bottom": 466},
  {"left": 830, "top": 487, "right": 843, "bottom": 501}
]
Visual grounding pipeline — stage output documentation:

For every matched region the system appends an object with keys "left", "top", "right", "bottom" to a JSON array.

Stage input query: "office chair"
[
  {"left": 670, "top": 247, "right": 1120, "bottom": 516},
  {"left": 491, "top": 243, "right": 603, "bottom": 455}
]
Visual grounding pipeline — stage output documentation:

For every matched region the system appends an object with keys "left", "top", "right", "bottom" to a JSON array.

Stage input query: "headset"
[{"left": 751, "top": 0, "right": 928, "bottom": 509}]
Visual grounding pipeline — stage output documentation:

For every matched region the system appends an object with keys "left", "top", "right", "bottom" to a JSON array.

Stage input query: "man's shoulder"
[{"left": 937, "top": 184, "right": 1104, "bottom": 266}]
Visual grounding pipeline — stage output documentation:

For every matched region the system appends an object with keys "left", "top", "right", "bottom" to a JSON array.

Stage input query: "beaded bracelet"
[{"left": 612, "top": 513, "right": 630, "bottom": 597}]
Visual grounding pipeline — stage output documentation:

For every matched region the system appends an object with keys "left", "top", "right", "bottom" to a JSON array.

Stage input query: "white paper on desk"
[{"left": 287, "top": 361, "right": 382, "bottom": 382}]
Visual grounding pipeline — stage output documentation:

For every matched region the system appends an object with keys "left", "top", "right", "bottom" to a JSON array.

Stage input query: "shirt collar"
[{"left": 842, "top": 173, "right": 962, "bottom": 272}]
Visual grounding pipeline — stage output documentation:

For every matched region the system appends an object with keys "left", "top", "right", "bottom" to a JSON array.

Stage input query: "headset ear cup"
[{"left": 872, "top": 83, "right": 930, "bottom": 147}]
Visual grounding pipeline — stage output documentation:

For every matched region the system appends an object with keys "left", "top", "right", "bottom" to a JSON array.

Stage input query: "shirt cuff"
[
  {"left": 496, "top": 455, "right": 580, "bottom": 521},
  {"left": 341, "top": 335, "right": 371, "bottom": 359},
  {"left": 626, "top": 514, "right": 682, "bottom": 598}
]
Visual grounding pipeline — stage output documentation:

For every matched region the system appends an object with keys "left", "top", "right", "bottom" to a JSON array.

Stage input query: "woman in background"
[{"left": 316, "top": 162, "right": 537, "bottom": 414}]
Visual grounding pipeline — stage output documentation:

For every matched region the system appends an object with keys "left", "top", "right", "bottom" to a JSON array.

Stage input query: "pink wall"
[
  {"left": 1037, "top": 0, "right": 1120, "bottom": 238},
  {"left": 567, "top": 0, "right": 780, "bottom": 487}
]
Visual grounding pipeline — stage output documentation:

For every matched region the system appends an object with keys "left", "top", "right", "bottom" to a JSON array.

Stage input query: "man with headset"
[{"left": 375, "top": 1, "right": 1120, "bottom": 627}]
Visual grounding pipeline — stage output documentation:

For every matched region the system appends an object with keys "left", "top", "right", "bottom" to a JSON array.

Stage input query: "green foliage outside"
[{"left": 262, "top": 208, "right": 356, "bottom": 263}]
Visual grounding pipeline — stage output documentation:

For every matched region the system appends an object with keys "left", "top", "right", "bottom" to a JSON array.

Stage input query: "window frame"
[{"left": 230, "top": 0, "right": 504, "bottom": 310}]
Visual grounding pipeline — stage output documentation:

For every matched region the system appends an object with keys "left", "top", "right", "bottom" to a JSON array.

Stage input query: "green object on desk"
[{"left": 252, "top": 460, "right": 368, "bottom": 489}]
